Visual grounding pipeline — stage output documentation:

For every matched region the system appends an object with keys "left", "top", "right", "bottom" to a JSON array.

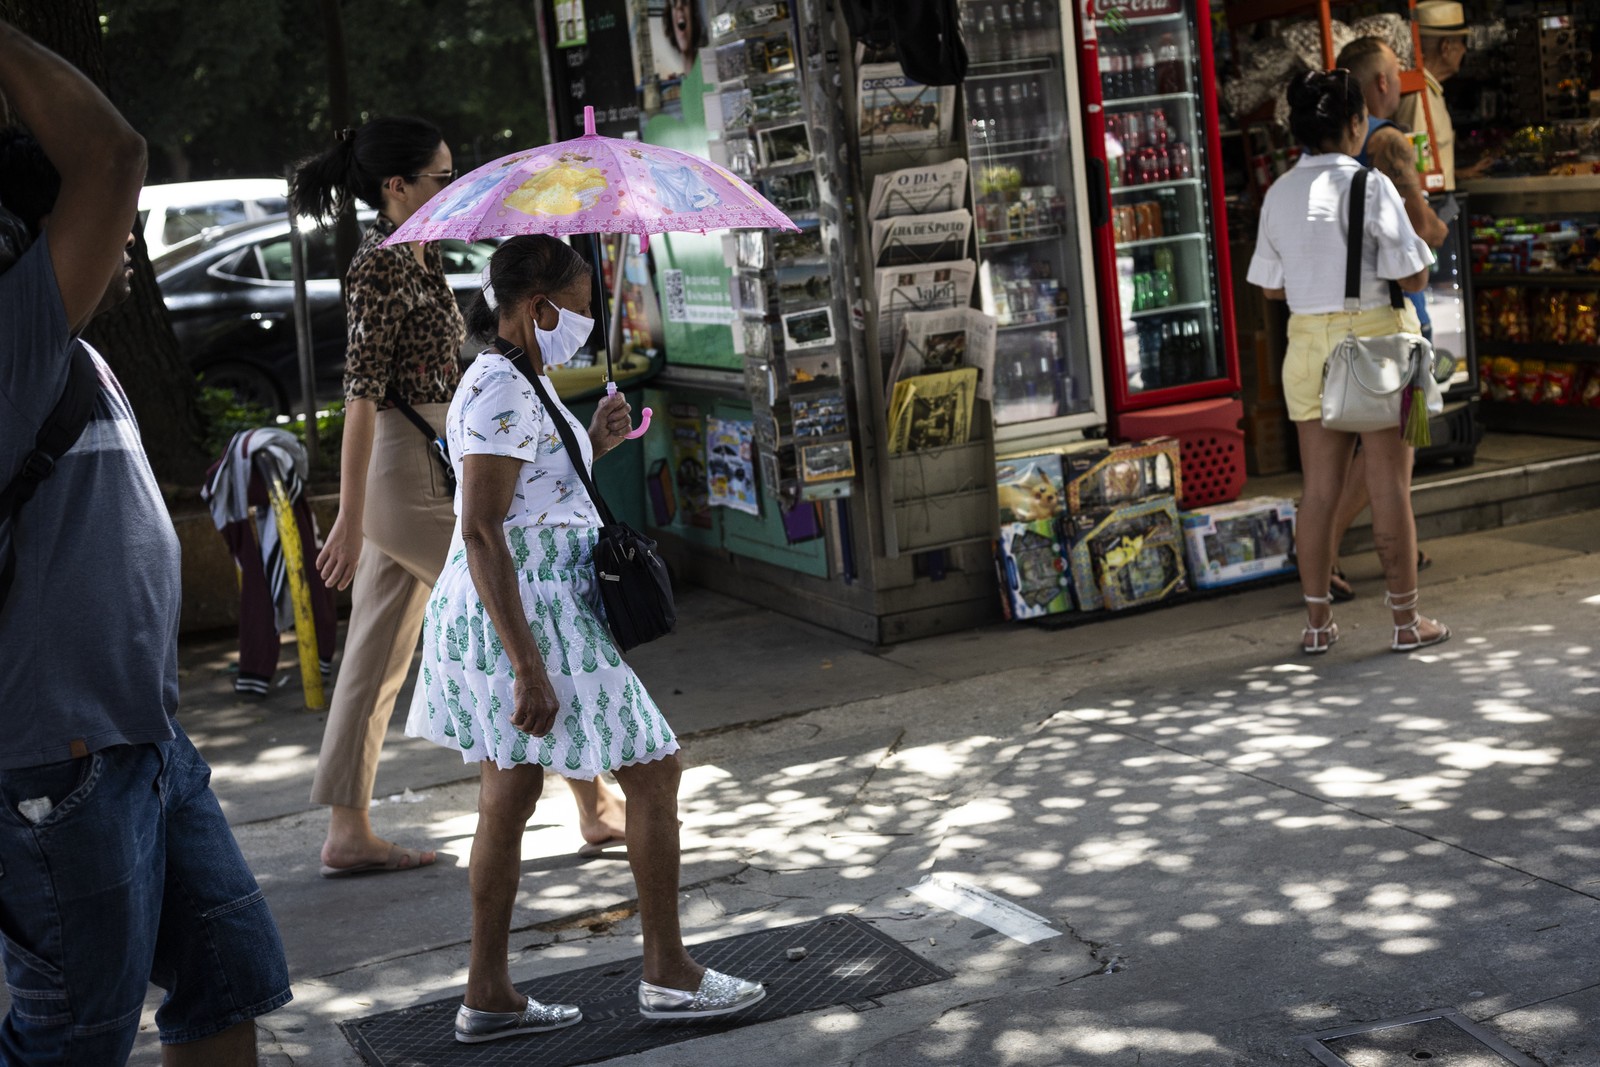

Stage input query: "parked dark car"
[{"left": 154, "top": 214, "right": 498, "bottom": 413}]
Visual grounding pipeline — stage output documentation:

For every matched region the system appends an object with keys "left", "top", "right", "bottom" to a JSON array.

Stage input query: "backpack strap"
[{"left": 0, "top": 342, "right": 99, "bottom": 609}]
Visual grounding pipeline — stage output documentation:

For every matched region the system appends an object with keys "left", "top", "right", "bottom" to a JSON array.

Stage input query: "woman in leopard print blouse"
[{"left": 292, "top": 118, "right": 626, "bottom": 878}]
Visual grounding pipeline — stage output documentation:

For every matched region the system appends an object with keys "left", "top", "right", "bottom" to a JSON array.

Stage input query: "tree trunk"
[
  {"left": 0, "top": 0, "right": 211, "bottom": 487},
  {"left": 320, "top": 0, "right": 360, "bottom": 279}
]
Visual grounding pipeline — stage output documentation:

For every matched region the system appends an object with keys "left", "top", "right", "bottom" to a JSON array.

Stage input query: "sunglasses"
[{"left": 408, "top": 169, "right": 459, "bottom": 184}]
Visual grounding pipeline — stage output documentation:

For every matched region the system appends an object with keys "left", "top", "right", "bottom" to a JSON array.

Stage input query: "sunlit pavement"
[{"left": 106, "top": 510, "right": 1599, "bottom": 1065}]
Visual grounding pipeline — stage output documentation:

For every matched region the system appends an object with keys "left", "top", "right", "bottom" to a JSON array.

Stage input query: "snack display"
[
  {"left": 1471, "top": 215, "right": 1600, "bottom": 277},
  {"left": 1181, "top": 497, "right": 1297, "bottom": 590},
  {"left": 1479, "top": 355, "right": 1597, "bottom": 407}
]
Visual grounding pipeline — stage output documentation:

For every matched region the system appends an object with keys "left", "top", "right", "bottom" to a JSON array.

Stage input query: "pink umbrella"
[
  {"left": 385, "top": 106, "right": 797, "bottom": 438},
  {"left": 385, "top": 106, "right": 796, "bottom": 246}
]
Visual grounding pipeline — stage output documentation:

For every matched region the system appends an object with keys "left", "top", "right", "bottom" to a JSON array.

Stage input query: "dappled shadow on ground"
[
  {"left": 792, "top": 593, "right": 1600, "bottom": 1065},
  {"left": 174, "top": 580, "right": 1600, "bottom": 1066}
]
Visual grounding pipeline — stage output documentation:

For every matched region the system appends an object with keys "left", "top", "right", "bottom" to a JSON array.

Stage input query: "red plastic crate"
[{"left": 1113, "top": 398, "right": 1246, "bottom": 510}]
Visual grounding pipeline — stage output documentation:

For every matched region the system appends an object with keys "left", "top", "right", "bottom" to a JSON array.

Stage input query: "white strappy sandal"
[
  {"left": 1384, "top": 589, "right": 1450, "bottom": 653},
  {"left": 1302, "top": 594, "right": 1338, "bottom": 655}
]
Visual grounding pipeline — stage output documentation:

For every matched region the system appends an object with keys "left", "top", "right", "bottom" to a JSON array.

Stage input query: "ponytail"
[{"left": 288, "top": 116, "right": 444, "bottom": 223}]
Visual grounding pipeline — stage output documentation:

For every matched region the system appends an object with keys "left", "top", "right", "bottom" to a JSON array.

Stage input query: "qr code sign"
[{"left": 662, "top": 269, "right": 687, "bottom": 323}]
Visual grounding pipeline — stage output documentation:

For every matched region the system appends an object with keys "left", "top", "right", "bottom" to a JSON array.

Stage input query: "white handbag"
[{"left": 1320, "top": 169, "right": 1443, "bottom": 443}]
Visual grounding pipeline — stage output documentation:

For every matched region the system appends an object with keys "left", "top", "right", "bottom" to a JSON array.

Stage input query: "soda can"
[
  {"left": 1137, "top": 201, "right": 1158, "bottom": 240},
  {"left": 1146, "top": 108, "right": 1167, "bottom": 145},
  {"left": 1151, "top": 144, "right": 1171, "bottom": 183},
  {"left": 1409, "top": 131, "right": 1433, "bottom": 174},
  {"left": 1170, "top": 141, "right": 1192, "bottom": 179}
]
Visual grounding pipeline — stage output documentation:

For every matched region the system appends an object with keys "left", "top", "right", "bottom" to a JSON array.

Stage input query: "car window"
[
  {"left": 256, "top": 196, "right": 289, "bottom": 215},
  {"left": 258, "top": 230, "right": 339, "bottom": 282},
  {"left": 211, "top": 245, "right": 264, "bottom": 281},
  {"left": 437, "top": 239, "right": 500, "bottom": 276},
  {"left": 162, "top": 200, "right": 250, "bottom": 246}
]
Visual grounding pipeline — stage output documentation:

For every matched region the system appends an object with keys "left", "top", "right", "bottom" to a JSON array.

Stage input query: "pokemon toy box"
[
  {"left": 995, "top": 454, "right": 1065, "bottom": 524},
  {"left": 1063, "top": 437, "right": 1181, "bottom": 515},
  {"left": 1181, "top": 497, "right": 1297, "bottom": 590},
  {"left": 997, "top": 519, "right": 1074, "bottom": 619},
  {"left": 1068, "top": 496, "right": 1188, "bottom": 612}
]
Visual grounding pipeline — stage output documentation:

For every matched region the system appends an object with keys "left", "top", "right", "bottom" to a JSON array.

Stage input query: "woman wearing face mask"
[
  {"left": 406, "top": 236, "right": 764, "bottom": 1043},
  {"left": 293, "top": 120, "right": 627, "bottom": 878}
]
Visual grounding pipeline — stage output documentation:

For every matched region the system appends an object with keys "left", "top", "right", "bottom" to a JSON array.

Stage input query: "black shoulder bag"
[
  {"left": 1, "top": 342, "right": 98, "bottom": 611},
  {"left": 385, "top": 387, "right": 456, "bottom": 494},
  {"left": 498, "top": 339, "right": 676, "bottom": 652}
]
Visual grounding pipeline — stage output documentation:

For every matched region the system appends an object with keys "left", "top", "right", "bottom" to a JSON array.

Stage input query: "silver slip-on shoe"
[
  {"left": 638, "top": 968, "right": 766, "bottom": 1020},
  {"left": 454, "top": 996, "right": 582, "bottom": 1043}
]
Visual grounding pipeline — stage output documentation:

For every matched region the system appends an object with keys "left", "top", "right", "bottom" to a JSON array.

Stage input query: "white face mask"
[{"left": 534, "top": 301, "right": 594, "bottom": 368}]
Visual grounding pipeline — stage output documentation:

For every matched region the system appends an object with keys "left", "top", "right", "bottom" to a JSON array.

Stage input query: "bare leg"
[
  {"left": 323, "top": 803, "right": 436, "bottom": 870},
  {"left": 612, "top": 755, "right": 700, "bottom": 990},
  {"left": 466, "top": 762, "right": 544, "bottom": 1013},
  {"left": 1361, "top": 429, "right": 1446, "bottom": 643},
  {"left": 1329, "top": 447, "right": 1371, "bottom": 582},
  {"left": 564, "top": 776, "right": 626, "bottom": 845},
  {"left": 1293, "top": 420, "right": 1357, "bottom": 648},
  {"left": 163, "top": 1021, "right": 256, "bottom": 1067}
]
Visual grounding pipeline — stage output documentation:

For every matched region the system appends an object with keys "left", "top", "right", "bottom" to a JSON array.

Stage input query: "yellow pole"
[{"left": 264, "top": 472, "right": 325, "bottom": 709}]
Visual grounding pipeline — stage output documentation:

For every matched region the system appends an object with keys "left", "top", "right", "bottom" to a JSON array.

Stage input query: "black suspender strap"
[{"left": 1345, "top": 168, "right": 1406, "bottom": 313}]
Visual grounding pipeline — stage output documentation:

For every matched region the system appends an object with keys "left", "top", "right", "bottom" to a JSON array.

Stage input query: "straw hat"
[{"left": 1415, "top": 1, "right": 1470, "bottom": 37}]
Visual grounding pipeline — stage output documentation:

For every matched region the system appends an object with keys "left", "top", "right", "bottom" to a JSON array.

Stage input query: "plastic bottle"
[
  {"left": 971, "top": 86, "right": 990, "bottom": 143},
  {"left": 1134, "top": 44, "right": 1157, "bottom": 96},
  {"left": 1157, "top": 189, "right": 1180, "bottom": 233},
  {"left": 1156, "top": 38, "right": 1182, "bottom": 94},
  {"left": 1007, "top": 82, "right": 1026, "bottom": 144}
]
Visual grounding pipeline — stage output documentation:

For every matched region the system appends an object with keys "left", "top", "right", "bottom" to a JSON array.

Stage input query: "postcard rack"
[{"left": 706, "top": 0, "right": 857, "bottom": 509}]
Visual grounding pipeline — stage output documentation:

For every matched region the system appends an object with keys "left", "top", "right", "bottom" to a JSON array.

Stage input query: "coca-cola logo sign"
[{"left": 1105, "top": 0, "right": 1183, "bottom": 16}]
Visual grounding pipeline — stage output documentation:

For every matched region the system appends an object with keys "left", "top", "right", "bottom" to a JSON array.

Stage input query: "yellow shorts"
[{"left": 1283, "top": 304, "right": 1422, "bottom": 423}]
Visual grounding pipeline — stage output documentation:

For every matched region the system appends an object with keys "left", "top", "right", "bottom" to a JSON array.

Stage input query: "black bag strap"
[
  {"left": 385, "top": 386, "right": 445, "bottom": 446},
  {"left": 1345, "top": 168, "right": 1406, "bottom": 313},
  {"left": 1, "top": 341, "right": 99, "bottom": 608},
  {"left": 496, "top": 338, "right": 617, "bottom": 528}
]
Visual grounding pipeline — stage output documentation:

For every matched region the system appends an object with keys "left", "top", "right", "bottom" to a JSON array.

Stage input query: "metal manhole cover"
[
  {"left": 1299, "top": 1009, "right": 1542, "bottom": 1067},
  {"left": 341, "top": 914, "right": 951, "bottom": 1066}
]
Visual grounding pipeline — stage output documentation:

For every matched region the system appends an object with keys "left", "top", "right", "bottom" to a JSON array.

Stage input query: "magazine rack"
[
  {"left": 876, "top": 228, "right": 971, "bottom": 268},
  {"left": 880, "top": 183, "right": 963, "bottom": 217}
]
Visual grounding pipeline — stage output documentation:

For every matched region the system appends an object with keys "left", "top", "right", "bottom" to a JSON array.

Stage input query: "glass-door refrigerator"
[
  {"left": 958, "top": 0, "right": 1107, "bottom": 454},
  {"left": 1073, "top": 0, "right": 1239, "bottom": 417}
]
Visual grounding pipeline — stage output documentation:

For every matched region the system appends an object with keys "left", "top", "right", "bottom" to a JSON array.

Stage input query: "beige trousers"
[{"left": 310, "top": 404, "right": 456, "bottom": 809}]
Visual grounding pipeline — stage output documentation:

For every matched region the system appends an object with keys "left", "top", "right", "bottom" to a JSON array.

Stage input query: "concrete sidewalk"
[{"left": 110, "top": 510, "right": 1600, "bottom": 1065}]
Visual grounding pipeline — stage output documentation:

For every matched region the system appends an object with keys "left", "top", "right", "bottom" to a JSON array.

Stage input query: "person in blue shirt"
[{"left": 0, "top": 20, "right": 290, "bottom": 1065}]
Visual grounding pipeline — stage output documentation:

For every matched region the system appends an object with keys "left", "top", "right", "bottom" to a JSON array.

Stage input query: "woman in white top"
[
  {"left": 1247, "top": 69, "right": 1449, "bottom": 655},
  {"left": 407, "top": 236, "right": 764, "bottom": 1043}
]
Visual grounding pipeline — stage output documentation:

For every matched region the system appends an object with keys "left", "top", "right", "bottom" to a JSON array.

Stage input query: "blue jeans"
[{"left": 0, "top": 721, "right": 291, "bottom": 1065}]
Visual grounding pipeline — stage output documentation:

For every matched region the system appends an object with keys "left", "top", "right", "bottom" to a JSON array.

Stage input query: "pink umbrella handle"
[{"left": 605, "top": 379, "right": 652, "bottom": 439}]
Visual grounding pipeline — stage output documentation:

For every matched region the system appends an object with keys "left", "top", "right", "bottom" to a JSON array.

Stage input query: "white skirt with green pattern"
[{"left": 405, "top": 524, "right": 678, "bottom": 777}]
